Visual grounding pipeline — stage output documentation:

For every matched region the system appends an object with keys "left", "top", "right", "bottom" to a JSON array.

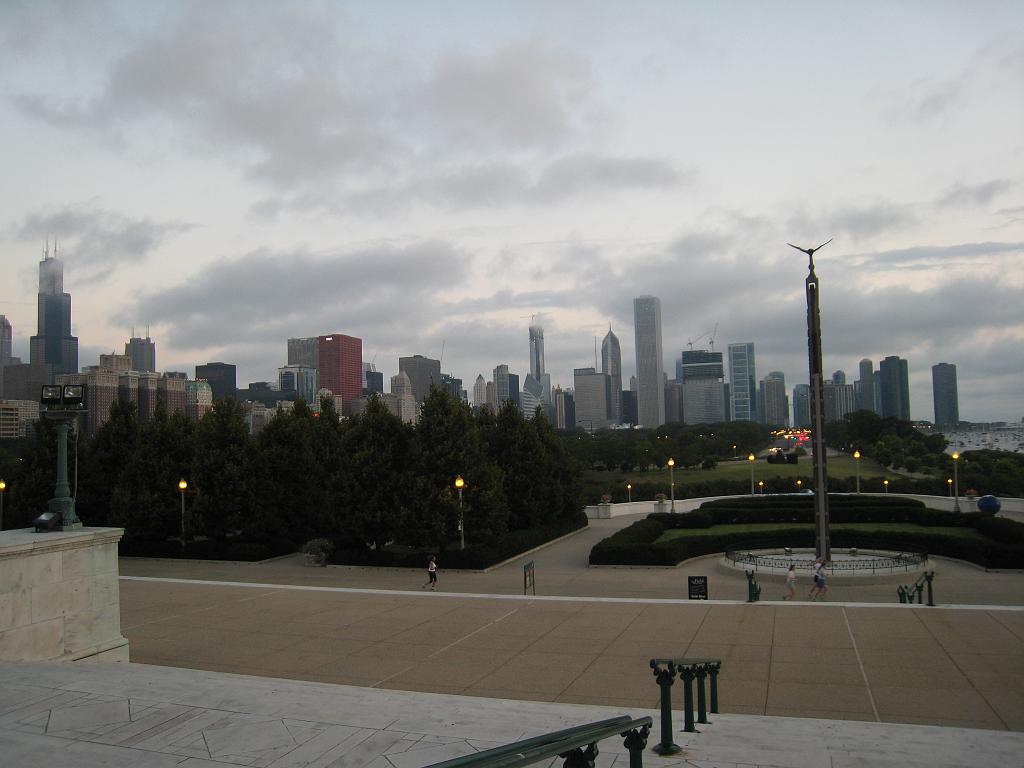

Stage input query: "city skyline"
[{"left": 1, "top": 3, "right": 1022, "bottom": 421}]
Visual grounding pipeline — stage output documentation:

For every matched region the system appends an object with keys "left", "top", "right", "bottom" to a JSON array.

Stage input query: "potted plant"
[
  {"left": 600, "top": 493, "right": 612, "bottom": 505},
  {"left": 301, "top": 538, "right": 333, "bottom": 567},
  {"left": 654, "top": 492, "right": 667, "bottom": 510}
]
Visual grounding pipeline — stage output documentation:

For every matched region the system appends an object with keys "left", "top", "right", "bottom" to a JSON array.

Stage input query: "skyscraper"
[
  {"left": 195, "top": 362, "right": 237, "bottom": 401},
  {"left": 728, "top": 342, "right": 757, "bottom": 422},
  {"left": 601, "top": 326, "right": 622, "bottom": 424},
  {"left": 318, "top": 334, "right": 362, "bottom": 414},
  {"left": 0, "top": 315, "right": 12, "bottom": 367},
  {"left": 521, "top": 374, "right": 544, "bottom": 418},
  {"left": 528, "top": 322, "right": 545, "bottom": 382},
  {"left": 573, "top": 368, "right": 611, "bottom": 431},
  {"left": 679, "top": 350, "right": 725, "bottom": 424},
  {"left": 633, "top": 296, "right": 665, "bottom": 428},
  {"left": 399, "top": 354, "right": 442, "bottom": 403},
  {"left": 932, "top": 363, "right": 959, "bottom": 428},
  {"left": 824, "top": 381, "right": 857, "bottom": 423},
  {"left": 879, "top": 355, "right": 911, "bottom": 420},
  {"left": 856, "top": 358, "right": 876, "bottom": 414},
  {"left": 29, "top": 243, "right": 78, "bottom": 377},
  {"left": 832, "top": 370, "right": 846, "bottom": 386},
  {"left": 762, "top": 371, "right": 788, "bottom": 427},
  {"left": 473, "top": 374, "right": 487, "bottom": 408},
  {"left": 125, "top": 332, "right": 156, "bottom": 372},
  {"left": 793, "top": 383, "right": 810, "bottom": 428},
  {"left": 278, "top": 364, "right": 318, "bottom": 403},
  {"left": 287, "top": 337, "right": 319, "bottom": 369}
]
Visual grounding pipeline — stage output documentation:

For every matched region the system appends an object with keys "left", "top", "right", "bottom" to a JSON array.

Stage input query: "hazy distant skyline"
[{"left": 1, "top": 1, "right": 1022, "bottom": 421}]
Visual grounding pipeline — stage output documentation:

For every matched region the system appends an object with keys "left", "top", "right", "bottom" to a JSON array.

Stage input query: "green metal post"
[
  {"left": 707, "top": 662, "right": 720, "bottom": 713},
  {"left": 695, "top": 664, "right": 709, "bottom": 724},
  {"left": 680, "top": 665, "right": 696, "bottom": 733},
  {"left": 649, "top": 661, "right": 680, "bottom": 755},
  {"left": 621, "top": 725, "right": 650, "bottom": 768},
  {"left": 47, "top": 420, "right": 81, "bottom": 529},
  {"left": 925, "top": 571, "right": 935, "bottom": 607},
  {"left": 745, "top": 571, "right": 759, "bottom": 603}
]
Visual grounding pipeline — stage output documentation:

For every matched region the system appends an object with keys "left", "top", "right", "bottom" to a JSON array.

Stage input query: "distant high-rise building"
[
  {"left": 185, "top": 380, "right": 213, "bottom": 422},
  {"left": 856, "top": 358, "right": 876, "bottom": 414},
  {"left": 473, "top": 374, "right": 487, "bottom": 408},
  {"left": 601, "top": 326, "right": 622, "bottom": 424},
  {"left": 832, "top": 370, "right": 846, "bottom": 386},
  {"left": 521, "top": 374, "right": 544, "bottom": 418},
  {"left": 723, "top": 383, "right": 731, "bottom": 421},
  {"left": 157, "top": 374, "right": 187, "bottom": 417},
  {"left": 728, "top": 342, "right": 757, "bottom": 422},
  {"left": 494, "top": 364, "right": 520, "bottom": 408},
  {"left": 763, "top": 371, "right": 788, "bottom": 427},
  {"left": 0, "top": 398, "right": 40, "bottom": 439},
  {"left": 679, "top": 350, "right": 725, "bottom": 425},
  {"left": 390, "top": 371, "right": 417, "bottom": 424},
  {"left": 793, "top": 384, "right": 810, "bottom": 428},
  {"left": 873, "top": 370, "right": 882, "bottom": 412},
  {"left": 879, "top": 355, "right": 910, "bottom": 420},
  {"left": 29, "top": 244, "right": 78, "bottom": 378},
  {"left": 364, "top": 370, "right": 384, "bottom": 395},
  {"left": 195, "top": 362, "right": 237, "bottom": 401},
  {"left": 2, "top": 363, "right": 51, "bottom": 402},
  {"left": 664, "top": 378, "right": 683, "bottom": 423},
  {"left": 824, "top": 381, "right": 856, "bottom": 423},
  {"left": 125, "top": 332, "right": 156, "bottom": 372},
  {"left": 0, "top": 315, "right": 12, "bottom": 367},
  {"left": 622, "top": 389, "right": 638, "bottom": 426},
  {"left": 573, "top": 368, "right": 611, "bottom": 431},
  {"left": 932, "top": 363, "right": 959, "bottom": 428},
  {"left": 56, "top": 368, "right": 118, "bottom": 435},
  {"left": 287, "top": 337, "right": 319, "bottom": 369},
  {"left": 440, "top": 373, "right": 464, "bottom": 401},
  {"left": 278, "top": 364, "right": 318, "bottom": 403},
  {"left": 399, "top": 354, "right": 442, "bottom": 403},
  {"left": 485, "top": 380, "right": 497, "bottom": 411},
  {"left": 318, "top": 334, "right": 362, "bottom": 414},
  {"left": 633, "top": 296, "right": 665, "bottom": 428},
  {"left": 529, "top": 322, "right": 545, "bottom": 383},
  {"left": 553, "top": 386, "right": 568, "bottom": 429}
]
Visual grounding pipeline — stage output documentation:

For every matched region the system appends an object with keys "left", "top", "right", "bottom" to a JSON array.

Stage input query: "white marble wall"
[{"left": 0, "top": 527, "right": 128, "bottom": 663}]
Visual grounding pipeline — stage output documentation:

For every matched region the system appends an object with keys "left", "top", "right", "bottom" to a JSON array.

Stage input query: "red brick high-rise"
[{"left": 318, "top": 333, "right": 362, "bottom": 414}]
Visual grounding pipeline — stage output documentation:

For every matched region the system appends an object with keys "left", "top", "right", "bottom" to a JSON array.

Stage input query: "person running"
[
  {"left": 783, "top": 564, "right": 797, "bottom": 600},
  {"left": 808, "top": 559, "right": 822, "bottom": 600},
  {"left": 422, "top": 555, "right": 438, "bottom": 591},
  {"left": 815, "top": 560, "right": 829, "bottom": 600}
]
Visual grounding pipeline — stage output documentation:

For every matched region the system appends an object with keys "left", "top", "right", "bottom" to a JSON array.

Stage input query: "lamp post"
[
  {"left": 667, "top": 458, "right": 676, "bottom": 511},
  {"left": 0, "top": 479, "right": 5, "bottom": 531},
  {"left": 951, "top": 452, "right": 960, "bottom": 512},
  {"left": 947, "top": 478, "right": 953, "bottom": 497},
  {"left": 454, "top": 475, "right": 466, "bottom": 549},
  {"left": 853, "top": 450, "right": 861, "bottom": 494},
  {"left": 748, "top": 453, "right": 756, "bottom": 496},
  {"left": 883, "top": 479, "right": 889, "bottom": 495},
  {"left": 758, "top": 480, "right": 764, "bottom": 495},
  {"left": 627, "top": 483, "right": 632, "bottom": 503},
  {"left": 732, "top": 444, "right": 737, "bottom": 459},
  {"left": 796, "top": 479, "right": 803, "bottom": 492},
  {"left": 178, "top": 479, "right": 187, "bottom": 552}
]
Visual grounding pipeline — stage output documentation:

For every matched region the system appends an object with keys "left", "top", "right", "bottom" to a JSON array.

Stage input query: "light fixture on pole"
[
  {"left": 454, "top": 475, "right": 466, "bottom": 550},
  {"left": 883, "top": 479, "right": 889, "bottom": 494},
  {"left": 796, "top": 479, "right": 803, "bottom": 492},
  {"left": 951, "top": 452, "right": 960, "bottom": 512},
  {"left": 853, "top": 450, "right": 861, "bottom": 494},
  {"left": 758, "top": 480, "right": 764, "bottom": 495},
  {"left": 626, "top": 483, "right": 632, "bottom": 503},
  {"left": 667, "top": 458, "right": 675, "bottom": 512},
  {"left": 178, "top": 479, "right": 187, "bottom": 552},
  {"left": 748, "top": 453, "right": 756, "bottom": 496},
  {"left": 732, "top": 444, "right": 737, "bottom": 458},
  {"left": 0, "top": 479, "right": 5, "bottom": 531},
  {"left": 947, "top": 478, "right": 953, "bottom": 497}
]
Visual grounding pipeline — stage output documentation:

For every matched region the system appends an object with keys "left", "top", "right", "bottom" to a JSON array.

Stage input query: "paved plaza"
[{"left": 2, "top": 659, "right": 1023, "bottom": 768}]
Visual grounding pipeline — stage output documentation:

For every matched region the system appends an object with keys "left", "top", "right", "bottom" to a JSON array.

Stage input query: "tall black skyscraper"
[
  {"left": 932, "top": 363, "right": 959, "bottom": 428},
  {"left": 195, "top": 362, "right": 237, "bottom": 401},
  {"left": 29, "top": 244, "right": 78, "bottom": 378},
  {"left": 879, "top": 355, "right": 911, "bottom": 420},
  {"left": 125, "top": 331, "right": 156, "bottom": 372}
]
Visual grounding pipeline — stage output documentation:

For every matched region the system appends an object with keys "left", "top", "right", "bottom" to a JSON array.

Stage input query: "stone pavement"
[
  {"left": 2, "top": 659, "right": 1023, "bottom": 768},
  {"left": 119, "top": 577, "right": 1024, "bottom": 731}
]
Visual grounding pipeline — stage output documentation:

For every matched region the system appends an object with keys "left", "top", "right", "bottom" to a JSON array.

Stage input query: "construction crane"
[{"left": 686, "top": 323, "right": 719, "bottom": 352}]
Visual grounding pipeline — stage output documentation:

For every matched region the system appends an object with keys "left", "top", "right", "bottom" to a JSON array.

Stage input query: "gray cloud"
[
  {"left": 11, "top": 202, "right": 191, "bottom": 279},
  {"left": 787, "top": 201, "right": 918, "bottom": 244},
  {"left": 848, "top": 241, "right": 1024, "bottom": 269},
  {"left": 937, "top": 179, "right": 1013, "bottom": 209}
]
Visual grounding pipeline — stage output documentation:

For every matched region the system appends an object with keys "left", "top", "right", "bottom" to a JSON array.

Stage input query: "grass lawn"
[
  {"left": 587, "top": 453, "right": 904, "bottom": 488},
  {"left": 656, "top": 523, "right": 988, "bottom": 544}
]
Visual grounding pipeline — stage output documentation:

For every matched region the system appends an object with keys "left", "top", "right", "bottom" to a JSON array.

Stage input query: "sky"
[{"left": 1, "top": 0, "right": 1022, "bottom": 422}]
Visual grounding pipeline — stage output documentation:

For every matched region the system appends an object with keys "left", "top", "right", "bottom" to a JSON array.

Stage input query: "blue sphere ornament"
[{"left": 976, "top": 495, "right": 1001, "bottom": 514}]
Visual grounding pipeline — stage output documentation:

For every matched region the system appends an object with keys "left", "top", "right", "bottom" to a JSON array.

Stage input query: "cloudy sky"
[{"left": 2, "top": 0, "right": 1022, "bottom": 422}]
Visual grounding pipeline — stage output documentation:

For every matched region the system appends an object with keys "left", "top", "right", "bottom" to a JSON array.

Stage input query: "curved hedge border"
[
  {"left": 332, "top": 512, "right": 588, "bottom": 570},
  {"left": 590, "top": 497, "right": 1024, "bottom": 569}
]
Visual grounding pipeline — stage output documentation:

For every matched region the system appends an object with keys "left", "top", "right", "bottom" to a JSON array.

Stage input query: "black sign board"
[
  {"left": 688, "top": 575, "right": 708, "bottom": 600},
  {"left": 523, "top": 561, "right": 536, "bottom": 595}
]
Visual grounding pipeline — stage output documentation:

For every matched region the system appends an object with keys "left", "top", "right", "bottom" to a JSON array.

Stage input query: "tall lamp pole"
[
  {"left": 454, "top": 475, "right": 465, "bottom": 550},
  {"left": 667, "top": 458, "right": 675, "bottom": 511},
  {"left": 788, "top": 238, "right": 833, "bottom": 561},
  {"left": 853, "top": 450, "right": 861, "bottom": 494},
  {"left": 748, "top": 453, "right": 756, "bottom": 496},
  {"left": 951, "top": 453, "right": 960, "bottom": 512},
  {"left": 0, "top": 479, "right": 6, "bottom": 531},
  {"left": 883, "top": 479, "right": 889, "bottom": 494},
  {"left": 626, "top": 483, "right": 632, "bottom": 503},
  {"left": 178, "top": 479, "right": 187, "bottom": 552}
]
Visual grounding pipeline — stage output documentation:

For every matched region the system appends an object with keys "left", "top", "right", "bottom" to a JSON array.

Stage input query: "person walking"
[
  {"left": 808, "top": 559, "right": 822, "bottom": 600},
  {"left": 783, "top": 564, "right": 797, "bottom": 600},
  {"left": 422, "top": 555, "right": 438, "bottom": 591},
  {"left": 815, "top": 560, "right": 829, "bottom": 600}
]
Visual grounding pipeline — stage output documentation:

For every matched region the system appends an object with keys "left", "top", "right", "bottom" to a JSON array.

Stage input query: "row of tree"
[{"left": 0, "top": 389, "right": 584, "bottom": 553}]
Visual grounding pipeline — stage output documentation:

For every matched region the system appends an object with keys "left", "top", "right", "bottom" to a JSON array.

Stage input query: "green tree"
[
  {"left": 4, "top": 417, "right": 60, "bottom": 529},
  {"left": 190, "top": 398, "right": 252, "bottom": 543},
  {"left": 76, "top": 400, "right": 139, "bottom": 527}
]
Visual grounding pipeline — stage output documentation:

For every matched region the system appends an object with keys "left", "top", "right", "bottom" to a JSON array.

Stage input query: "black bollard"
[
  {"left": 680, "top": 665, "right": 696, "bottom": 733},
  {"left": 695, "top": 664, "right": 709, "bottom": 724},
  {"left": 707, "top": 662, "right": 720, "bottom": 714},
  {"left": 621, "top": 724, "right": 650, "bottom": 768},
  {"left": 649, "top": 660, "right": 681, "bottom": 755},
  {"left": 925, "top": 571, "right": 935, "bottom": 607}
]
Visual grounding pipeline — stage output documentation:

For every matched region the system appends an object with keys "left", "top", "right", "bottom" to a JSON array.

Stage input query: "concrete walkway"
[{"left": 3, "top": 660, "right": 1022, "bottom": 768}]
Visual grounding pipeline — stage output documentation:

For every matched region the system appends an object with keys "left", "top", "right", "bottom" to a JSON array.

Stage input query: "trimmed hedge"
[
  {"left": 119, "top": 536, "right": 293, "bottom": 561},
  {"left": 589, "top": 497, "right": 1024, "bottom": 569},
  {"left": 331, "top": 512, "right": 588, "bottom": 570}
]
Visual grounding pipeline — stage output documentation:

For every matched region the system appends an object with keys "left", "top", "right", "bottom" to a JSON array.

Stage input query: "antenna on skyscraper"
[
  {"left": 439, "top": 340, "right": 446, "bottom": 367},
  {"left": 594, "top": 336, "right": 598, "bottom": 369}
]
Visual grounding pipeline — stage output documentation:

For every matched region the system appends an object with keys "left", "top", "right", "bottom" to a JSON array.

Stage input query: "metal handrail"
[
  {"left": 725, "top": 548, "right": 927, "bottom": 572},
  {"left": 425, "top": 716, "right": 652, "bottom": 768}
]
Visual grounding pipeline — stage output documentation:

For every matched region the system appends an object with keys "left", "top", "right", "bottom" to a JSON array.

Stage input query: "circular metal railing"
[{"left": 724, "top": 547, "right": 928, "bottom": 574}]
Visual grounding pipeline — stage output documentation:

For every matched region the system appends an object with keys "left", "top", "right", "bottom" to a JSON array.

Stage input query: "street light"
[
  {"left": 667, "top": 458, "right": 675, "bottom": 512},
  {"left": 947, "top": 478, "right": 953, "bottom": 497},
  {"left": 951, "top": 452, "right": 960, "bottom": 512},
  {"left": 853, "top": 450, "right": 861, "bottom": 494},
  {"left": 0, "top": 479, "right": 6, "bottom": 531},
  {"left": 758, "top": 480, "right": 764, "bottom": 495},
  {"left": 732, "top": 444, "right": 737, "bottom": 458},
  {"left": 178, "top": 479, "right": 187, "bottom": 552},
  {"left": 748, "top": 453, "right": 756, "bottom": 496},
  {"left": 796, "top": 479, "right": 803, "bottom": 492},
  {"left": 626, "top": 483, "right": 632, "bottom": 503},
  {"left": 883, "top": 479, "right": 889, "bottom": 494},
  {"left": 454, "top": 475, "right": 466, "bottom": 550}
]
